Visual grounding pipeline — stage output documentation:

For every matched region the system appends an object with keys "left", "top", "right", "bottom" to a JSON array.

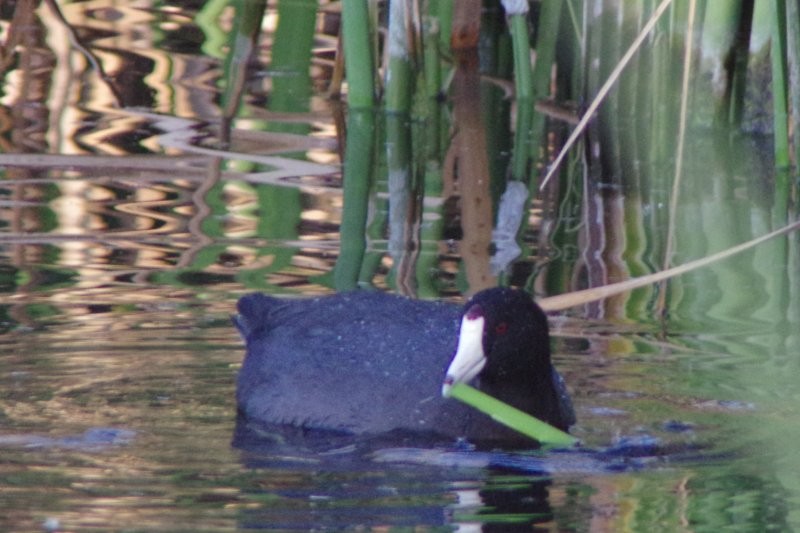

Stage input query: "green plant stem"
[
  {"left": 435, "top": 0, "right": 453, "bottom": 55},
  {"left": 385, "top": 113, "right": 414, "bottom": 289},
  {"left": 270, "top": 0, "right": 316, "bottom": 114},
  {"left": 726, "top": 0, "right": 755, "bottom": 128},
  {"left": 529, "top": 0, "right": 563, "bottom": 186},
  {"left": 788, "top": 0, "right": 800, "bottom": 168},
  {"left": 334, "top": 110, "right": 375, "bottom": 290},
  {"left": 769, "top": 0, "right": 791, "bottom": 168},
  {"left": 385, "top": 0, "right": 413, "bottom": 114},
  {"left": 505, "top": 2, "right": 533, "bottom": 182},
  {"left": 446, "top": 383, "right": 578, "bottom": 447},
  {"left": 540, "top": 0, "right": 675, "bottom": 190},
  {"left": 422, "top": 12, "right": 442, "bottom": 155},
  {"left": 342, "top": 0, "right": 376, "bottom": 108},
  {"left": 507, "top": 7, "right": 532, "bottom": 101}
]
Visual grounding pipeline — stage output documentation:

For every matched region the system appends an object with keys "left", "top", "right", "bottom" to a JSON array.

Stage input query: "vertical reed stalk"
[
  {"left": 540, "top": 0, "right": 675, "bottom": 190},
  {"left": 385, "top": 0, "right": 413, "bottom": 114},
  {"left": 341, "top": 0, "right": 376, "bottom": 108},
  {"left": 335, "top": 110, "right": 376, "bottom": 289},
  {"left": 657, "top": 0, "right": 698, "bottom": 315},
  {"left": 725, "top": 0, "right": 755, "bottom": 128},
  {"left": 270, "top": 0, "right": 316, "bottom": 114},
  {"left": 503, "top": 0, "right": 533, "bottom": 183},
  {"left": 769, "top": 0, "right": 791, "bottom": 168},
  {"left": 528, "top": 0, "right": 563, "bottom": 186},
  {"left": 788, "top": 0, "right": 800, "bottom": 167}
]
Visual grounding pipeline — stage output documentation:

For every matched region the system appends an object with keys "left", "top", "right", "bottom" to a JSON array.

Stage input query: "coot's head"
[{"left": 441, "top": 287, "right": 552, "bottom": 396}]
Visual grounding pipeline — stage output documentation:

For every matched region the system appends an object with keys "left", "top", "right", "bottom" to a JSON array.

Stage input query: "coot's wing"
[{"left": 234, "top": 292, "right": 469, "bottom": 436}]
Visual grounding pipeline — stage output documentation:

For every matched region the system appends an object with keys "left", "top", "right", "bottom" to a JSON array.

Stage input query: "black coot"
[{"left": 233, "top": 287, "right": 575, "bottom": 446}]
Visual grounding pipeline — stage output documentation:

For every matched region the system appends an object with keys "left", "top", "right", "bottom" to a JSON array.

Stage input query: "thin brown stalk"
[
  {"left": 655, "top": 0, "right": 698, "bottom": 315},
  {"left": 539, "top": 219, "right": 800, "bottom": 312}
]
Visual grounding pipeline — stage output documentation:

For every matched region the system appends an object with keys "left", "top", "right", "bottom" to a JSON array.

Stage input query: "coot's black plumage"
[{"left": 233, "top": 288, "right": 574, "bottom": 446}]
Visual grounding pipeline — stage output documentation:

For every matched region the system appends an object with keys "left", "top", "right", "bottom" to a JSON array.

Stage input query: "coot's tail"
[{"left": 232, "top": 293, "right": 286, "bottom": 339}]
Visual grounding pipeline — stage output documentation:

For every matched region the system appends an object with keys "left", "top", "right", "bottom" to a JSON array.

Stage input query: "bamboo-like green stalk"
[
  {"left": 334, "top": 110, "right": 375, "bottom": 290},
  {"left": 648, "top": 3, "right": 673, "bottom": 169},
  {"left": 415, "top": 5, "right": 447, "bottom": 297},
  {"left": 769, "top": 0, "right": 791, "bottom": 168},
  {"left": 528, "top": 0, "right": 563, "bottom": 185},
  {"left": 422, "top": 11, "right": 442, "bottom": 154},
  {"left": 385, "top": 113, "right": 414, "bottom": 291},
  {"left": 505, "top": 2, "right": 532, "bottom": 101},
  {"left": 788, "top": 0, "right": 800, "bottom": 168},
  {"left": 726, "top": 0, "right": 755, "bottom": 128},
  {"left": 270, "top": 0, "right": 316, "bottom": 115},
  {"left": 540, "top": 0, "right": 674, "bottom": 190},
  {"left": 384, "top": 0, "right": 413, "bottom": 114},
  {"left": 341, "top": 0, "right": 376, "bottom": 109},
  {"left": 657, "top": 0, "right": 699, "bottom": 315},
  {"left": 504, "top": 0, "right": 533, "bottom": 182},
  {"left": 434, "top": 0, "right": 454, "bottom": 56}
]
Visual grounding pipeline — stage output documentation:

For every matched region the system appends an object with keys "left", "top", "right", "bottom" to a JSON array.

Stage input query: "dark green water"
[{"left": 0, "top": 2, "right": 798, "bottom": 531}]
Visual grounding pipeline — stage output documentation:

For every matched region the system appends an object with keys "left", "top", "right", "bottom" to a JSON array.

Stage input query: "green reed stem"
[
  {"left": 769, "top": 0, "right": 791, "bottom": 168},
  {"left": 506, "top": 4, "right": 532, "bottom": 101},
  {"left": 505, "top": 1, "right": 533, "bottom": 182},
  {"left": 334, "top": 110, "right": 375, "bottom": 290},
  {"left": 270, "top": 0, "right": 316, "bottom": 114},
  {"left": 447, "top": 383, "right": 578, "bottom": 447},
  {"left": 385, "top": 0, "right": 413, "bottom": 114},
  {"left": 434, "top": 0, "right": 454, "bottom": 55},
  {"left": 385, "top": 113, "right": 413, "bottom": 288},
  {"left": 528, "top": 0, "right": 563, "bottom": 187},
  {"left": 727, "top": 0, "right": 755, "bottom": 128},
  {"left": 788, "top": 0, "right": 800, "bottom": 169},
  {"left": 342, "top": 0, "right": 376, "bottom": 108},
  {"left": 423, "top": 16, "right": 442, "bottom": 101},
  {"left": 786, "top": 0, "right": 800, "bottom": 167}
]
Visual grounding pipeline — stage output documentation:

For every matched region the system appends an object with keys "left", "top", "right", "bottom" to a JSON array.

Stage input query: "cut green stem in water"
[{"left": 446, "top": 383, "right": 578, "bottom": 447}]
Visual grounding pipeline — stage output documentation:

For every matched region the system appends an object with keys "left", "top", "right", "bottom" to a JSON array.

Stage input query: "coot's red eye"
[{"left": 495, "top": 322, "right": 508, "bottom": 335}]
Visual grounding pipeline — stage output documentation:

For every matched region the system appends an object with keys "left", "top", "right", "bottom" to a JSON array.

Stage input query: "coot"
[{"left": 233, "top": 287, "right": 575, "bottom": 446}]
